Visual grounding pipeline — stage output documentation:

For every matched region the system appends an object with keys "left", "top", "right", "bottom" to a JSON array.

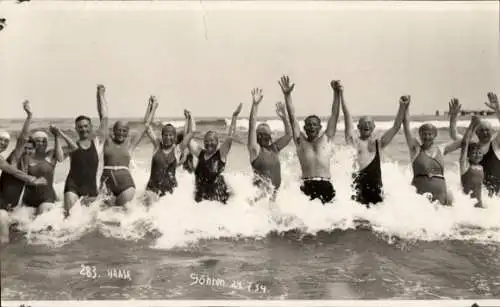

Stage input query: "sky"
[{"left": 0, "top": 1, "right": 499, "bottom": 119}]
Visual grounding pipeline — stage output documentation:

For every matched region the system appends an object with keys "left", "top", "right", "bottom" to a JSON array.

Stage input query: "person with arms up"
[
  {"left": 100, "top": 92, "right": 156, "bottom": 206},
  {"left": 459, "top": 115, "right": 484, "bottom": 208},
  {"left": 341, "top": 87, "right": 408, "bottom": 206},
  {"left": 279, "top": 75, "right": 341, "bottom": 204},
  {"left": 55, "top": 85, "right": 109, "bottom": 218},
  {"left": 188, "top": 103, "right": 242, "bottom": 204},
  {"left": 403, "top": 96, "right": 456, "bottom": 206},
  {"left": 143, "top": 108, "right": 194, "bottom": 204},
  {"left": 448, "top": 93, "right": 500, "bottom": 196},
  {"left": 22, "top": 124, "right": 65, "bottom": 213},
  {"left": 247, "top": 88, "right": 292, "bottom": 202}
]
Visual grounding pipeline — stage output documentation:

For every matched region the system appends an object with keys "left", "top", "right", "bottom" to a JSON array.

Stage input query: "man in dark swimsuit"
[
  {"left": 188, "top": 103, "right": 242, "bottom": 204},
  {"left": 448, "top": 93, "right": 500, "bottom": 196},
  {"left": 247, "top": 88, "right": 292, "bottom": 202},
  {"left": 56, "top": 85, "right": 109, "bottom": 218},
  {"left": 340, "top": 85, "right": 408, "bottom": 207},
  {"left": 279, "top": 75, "right": 341, "bottom": 204}
]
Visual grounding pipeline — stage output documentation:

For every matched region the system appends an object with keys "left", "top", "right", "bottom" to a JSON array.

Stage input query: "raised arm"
[
  {"left": 448, "top": 98, "right": 462, "bottom": 141},
  {"left": 338, "top": 82, "right": 355, "bottom": 145},
  {"left": 325, "top": 80, "right": 341, "bottom": 141},
  {"left": 179, "top": 109, "right": 194, "bottom": 151},
  {"left": 379, "top": 97, "right": 408, "bottom": 149},
  {"left": 11, "top": 100, "right": 33, "bottom": 163},
  {"left": 279, "top": 75, "right": 301, "bottom": 145},
  {"left": 247, "top": 88, "right": 263, "bottom": 162},
  {"left": 96, "top": 84, "right": 110, "bottom": 142},
  {"left": 48, "top": 125, "right": 64, "bottom": 163},
  {"left": 130, "top": 96, "right": 158, "bottom": 152},
  {"left": 273, "top": 102, "right": 292, "bottom": 151},
  {"left": 402, "top": 96, "right": 419, "bottom": 159},
  {"left": 485, "top": 92, "right": 500, "bottom": 147},
  {"left": 220, "top": 103, "right": 243, "bottom": 160},
  {"left": 459, "top": 116, "right": 478, "bottom": 175},
  {"left": 187, "top": 112, "right": 203, "bottom": 158}
]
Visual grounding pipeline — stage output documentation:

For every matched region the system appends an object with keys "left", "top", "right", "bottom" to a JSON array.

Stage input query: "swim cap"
[
  {"left": 0, "top": 130, "right": 10, "bottom": 140},
  {"left": 31, "top": 131, "right": 48, "bottom": 139},
  {"left": 257, "top": 123, "right": 272, "bottom": 135}
]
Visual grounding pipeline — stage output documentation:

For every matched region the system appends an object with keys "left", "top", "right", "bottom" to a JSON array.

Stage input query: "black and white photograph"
[{"left": 0, "top": 1, "right": 499, "bottom": 306}]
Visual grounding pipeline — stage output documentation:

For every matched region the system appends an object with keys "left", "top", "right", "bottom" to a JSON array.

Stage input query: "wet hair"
[
  {"left": 418, "top": 123, "right": 437, "bottom": 136},
  {"left": 204, "top": 130, "right": 219, "bottom": 142},
  {"left": 75, "top": 115, "right": 92, "bottom": 124},
  {"left": 304, "top": 115, "right": 321, "bottom": 124},
  {"left": 161, "top": 124, "right": 176, "bottom": 135}
]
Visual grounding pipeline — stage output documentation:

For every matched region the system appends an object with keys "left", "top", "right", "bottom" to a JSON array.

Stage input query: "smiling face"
[
  {"left": 75, "top": 117, "right": 92, "bottom": 140},
  {"left": 468, "top": 143, "right": 483, "bottom": 164},
  {"left": 24, "top": 140, "right": 36, "bottom": 157},
  {"left": 475, "top": 121, "right": 493, "bottom": 143},
  {"left": 418, "top": 124, "right": 437, "bottom": 148},
  {"left": 303, "top": 116, "right": 322, "bottom": 140},
  {"left": 357, "top": 117, "right": 375, "bottom": 140},
  {"left": 161, "top": 125, "right": 177, "bottom": 148},
  {"left": 203, "top": 131, "right": 219, "bottom": 154},
  {"left": 256, "top": 123, "right": 272, "bottom": 147},
  {"left": 112, "top": 121, "right": 129, "bottom": 144}
]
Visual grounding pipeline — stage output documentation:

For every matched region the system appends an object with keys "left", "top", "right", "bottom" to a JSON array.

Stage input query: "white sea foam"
[{"left": 10, "top": 144, "right": 500, "bottom": 249}]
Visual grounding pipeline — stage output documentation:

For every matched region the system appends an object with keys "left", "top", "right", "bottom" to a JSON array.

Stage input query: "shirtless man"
[
  {"left": 247, "top": 88, "right": 292, "bottom": 202},
  {"left": 341, "top": 84, "right": 408, "bottom": 206},
  {"left": 279, "top": 75, "right": 341, "bottom": 204},
  {"left": 448, "top": 93, "right": 500, "bottom": 196},
  {"left": 56, "top": 85, "right": 109, "bottom": 217},
  {"left": 100, "top": 90, "right": 155, "bottom": 206}
]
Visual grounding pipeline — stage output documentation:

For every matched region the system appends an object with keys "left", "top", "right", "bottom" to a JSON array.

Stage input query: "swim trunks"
[{"left": 300, "top": 178, "right": 335, "bottom": 204}]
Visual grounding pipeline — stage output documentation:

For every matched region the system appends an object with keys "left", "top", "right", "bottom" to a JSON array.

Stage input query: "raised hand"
[
  {"left": 97, "top": 84, "right": 106, "bottom": 96},
  {"left": 278, "top": 75, "right": 295, "bottom": 95},
  {"left": 471, "top": 115, "right": 481, "bottom": 128},
  {"left": 251, "top": 88, "right": 263, "bottom": 105},
  {"left": 485, "top": 92, "right": 499, "bottom": 111},
  {"left": 184, "top": 109, "right": 191, "bottom": 119},
  {"left": 400, "top": 95, "right": 411, "bottom": 107},
  {"left": 49, "top": 124, "right": 60, "bottom": 136},
  {"left": 22, "top": 100, "right": 32, "bottom": 116},
  {"left": 233, "top": 103, "right": 243, "bottom": 117},
  {"left": 275, "top": 102, "right": 287, "bottom": 119},
  {"left": 330, "top": 80, "right": 343, "bottom": 93},
  {"left": 448, "top": 98, "right": 461, "bottom": 117}
]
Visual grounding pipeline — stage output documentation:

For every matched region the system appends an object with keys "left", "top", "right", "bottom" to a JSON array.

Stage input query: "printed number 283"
[{"left": 80, "top": 264, "right": 97, "bottom": 279}]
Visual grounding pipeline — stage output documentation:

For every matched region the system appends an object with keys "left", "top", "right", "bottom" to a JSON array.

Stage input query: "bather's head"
[
  {"left": 418, "top": 123, "right": 437, "bottom": 149},
  {"left": 112, "top": 121, "right": 129, "bottom": 144},
  {"left": 475, "top": 120, "right": 493, "bottom": 144},
  {"left": 161, "top": 124, "right": 177, "bottom": 148},
  {"left": 357, "top": 116, "right": 375, "bottom": 140},
  {"left": 0, "top": 130, "right": 10, "bottom": 153},
  {"left": 204, "top": 130, "right": 219, "bottom": 155},
  {"left": 256, "top": 123, "right": 273, "bottom": 148},
  {"left": 303, "top": 115, "right": 322, "bottom": 140}
]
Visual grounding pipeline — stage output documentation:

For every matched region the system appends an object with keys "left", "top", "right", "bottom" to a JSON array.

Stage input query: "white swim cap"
[
  {"left": 31, "top": 131, "right": 48, "bottom": 139},
  {"left": 0, "top": 130, "right": 10, "bottom": 141}
]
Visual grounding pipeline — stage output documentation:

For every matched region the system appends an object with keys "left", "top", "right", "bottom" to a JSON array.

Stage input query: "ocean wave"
[{"left": 8, "top": 146, "right": 500, "bottom": 250}]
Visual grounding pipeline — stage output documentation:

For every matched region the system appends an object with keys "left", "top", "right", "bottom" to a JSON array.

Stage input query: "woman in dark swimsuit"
[
  {"left": 403, "top": 97, "right": 455, "bottom": 206},
  {"left": 459, "top": 116, "right": 484, "bottom": 207},
  {"left": 144, "top": 109, "right": 193, "bottom": 204},
  {"left": 22, "top": 127, "right": 65, "bottom": 213},
  {"left": 188, "top": 103, "right": 242, "bottom": 204},
  {"left": 100, "top": 94, "right": 156, "bottom": 206}
]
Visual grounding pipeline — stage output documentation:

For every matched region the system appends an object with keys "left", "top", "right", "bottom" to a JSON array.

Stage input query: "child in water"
[{"left": 460, "top": 115, "right": 484, "bottom": 208}]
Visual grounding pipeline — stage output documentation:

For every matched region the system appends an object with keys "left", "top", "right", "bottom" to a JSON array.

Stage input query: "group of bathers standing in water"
[{"left": 1, "top": 77, "right": 499, "bottom": 243}]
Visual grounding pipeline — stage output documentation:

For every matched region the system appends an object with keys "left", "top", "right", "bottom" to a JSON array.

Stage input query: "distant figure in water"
[
  {"left": 143, "top": 108, "right": 193, "bottom": 204},
  {"left": 247, "top": 88, "right": 292, "bottom": 202},
  {"left": 280, "top": 75, "right": 341, "bottom": 204},
  {"left": 176, "top": 132, "right": 195, "bottom": 173},
  {"left": 0, "top": 101, "right": 47, "bottom": 244},
  {"left": 459, "top": 116, "right": 484, "bottom": 208},
  {"left": 56, "top": 85, "right": 109, "bottom": 218},
  {"left": 188, "top": 103, "right": 243, "bottom": 204},
  {"left": 448, "top": 93, "right": 500, "bottom": 196},
  {"left": 22, "top": 125, "right": 65, "bottom": 213},
  {"left": 341, "top": 88, "right": 408, "bottom": 207},
  {"left": 100, "top": 91, "right": 155, "bottom": 206},
  {"left": 403, "top": 96, "right": 456, "bottom": 206}
]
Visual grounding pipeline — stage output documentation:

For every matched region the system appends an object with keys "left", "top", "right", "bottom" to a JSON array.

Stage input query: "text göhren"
[
  {"left": 190, "top": 273, "right": 267, "bottom": 293},
  {"left": 79, "top": 264, "right": 132, "bottom": 281}
]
